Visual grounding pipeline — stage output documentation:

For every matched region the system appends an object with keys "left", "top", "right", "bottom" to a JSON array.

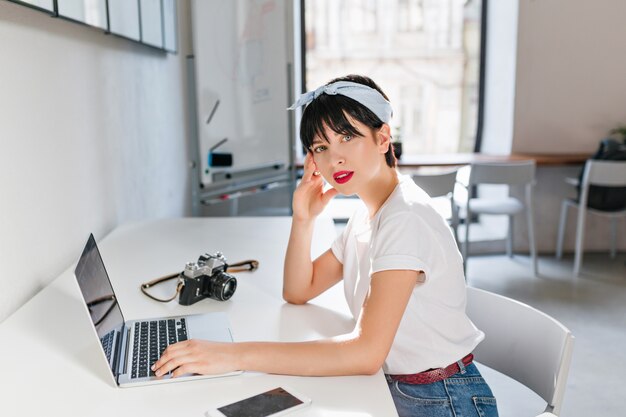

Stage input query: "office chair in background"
[
  {"left": 556, "top": 160, "right": 626, "bottom": 276},
  {"left": 455, "top": 160, "right": 538, "bottom": 276},
  {"left": 412, "top": 168, "right": 460, "bottom": 245}
]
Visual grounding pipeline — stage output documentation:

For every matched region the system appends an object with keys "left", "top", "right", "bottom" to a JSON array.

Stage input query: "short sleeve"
[{"left": 371, "top": 212, "right": 437, "bottom": 279}]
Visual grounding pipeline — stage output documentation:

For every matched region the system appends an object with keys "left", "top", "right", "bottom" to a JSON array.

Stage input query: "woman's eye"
[
  {"left": 313, "top": 146, "right": 326, "bottom": 153},
  {"left": 342, "top": 135, "right": 353, "bottom": 142}
]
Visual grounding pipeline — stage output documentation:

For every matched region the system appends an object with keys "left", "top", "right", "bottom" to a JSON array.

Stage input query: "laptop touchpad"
[{"left": 186, "top": 312, "right": 234, "bottom": 343}]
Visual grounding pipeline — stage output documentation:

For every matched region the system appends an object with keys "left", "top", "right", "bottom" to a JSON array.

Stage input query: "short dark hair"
[{"left": 299, "top": 74, "right": 397, "bottom": 168}]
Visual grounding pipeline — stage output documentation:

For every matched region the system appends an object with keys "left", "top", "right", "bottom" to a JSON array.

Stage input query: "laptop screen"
[{"left": 74, "top": 234, "right": 125, "bottom": 344}]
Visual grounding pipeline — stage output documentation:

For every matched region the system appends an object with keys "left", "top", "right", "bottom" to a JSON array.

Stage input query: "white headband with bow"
[{"left": 287, "top": 81, "right": 393, "bottom": 123}]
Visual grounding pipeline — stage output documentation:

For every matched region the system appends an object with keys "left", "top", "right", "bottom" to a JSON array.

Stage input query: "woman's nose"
[{"left": 329, "top": 148, "right": 345, "bottom": 166}]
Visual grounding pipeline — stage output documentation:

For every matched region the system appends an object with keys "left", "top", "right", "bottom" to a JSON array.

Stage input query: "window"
[
  {"left": 348, "top": 0, "right": 377, "bottom": 34},
  {"left": 304, "top": 0, "right": 484, "bottom": 155},
  {"left": 398, "top": 0, "right": 424, "bottom": 32}
]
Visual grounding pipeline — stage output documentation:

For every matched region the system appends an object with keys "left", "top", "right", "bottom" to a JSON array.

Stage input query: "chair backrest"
[
  {"left": 468, "top": 160, "right": 536, "bottom": 186},
  {"left": 412, "top": 169, "right": 458, "bottom": 198},
  {"left": 466, "top": 287, "right": 574, "bottom": 415},
  {"left": 581, "top": 160, "right": 626, "bottom": 187}
]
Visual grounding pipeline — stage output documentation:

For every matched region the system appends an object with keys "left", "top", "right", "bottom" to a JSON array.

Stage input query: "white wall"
[
  {"left": 0, "top": 1, "right": 193, "bottom": 322},
  {"left": 512, "top": 0, "right": 626, "bottom": 153},
  {"left": 483, "top": 0, "right": 626, "bottom": 154}
]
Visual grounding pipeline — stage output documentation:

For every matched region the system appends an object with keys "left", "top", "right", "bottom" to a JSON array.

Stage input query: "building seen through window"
[{"left": 304, "top": 0, "right": 483, "bottom": 155}]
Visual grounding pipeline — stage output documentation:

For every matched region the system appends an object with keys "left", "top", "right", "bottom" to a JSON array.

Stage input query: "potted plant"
[{"left": 610, "top": 125, "right": 626, "bottom": 142}]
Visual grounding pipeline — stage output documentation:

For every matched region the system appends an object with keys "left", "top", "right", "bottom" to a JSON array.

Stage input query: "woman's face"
[{"left": 309, "top": 117, "right": 390, "bottom": 195}]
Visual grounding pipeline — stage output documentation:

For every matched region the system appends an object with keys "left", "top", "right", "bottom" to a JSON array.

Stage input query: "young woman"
[{"left": 153, "top": 75, "right": 499, "bottom": 417}]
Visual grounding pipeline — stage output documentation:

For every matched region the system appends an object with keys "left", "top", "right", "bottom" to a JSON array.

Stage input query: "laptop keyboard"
[
  {"left": 100, "top": 329, "right": 115, "bottom": 363},
  {"left": 131, "top": 318, "right": 188, "bottom": 379}
]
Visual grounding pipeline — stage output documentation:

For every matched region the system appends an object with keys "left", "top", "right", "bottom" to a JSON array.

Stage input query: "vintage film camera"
[{"left": 178, "top": 252, "right": 237, "bottom": 305}]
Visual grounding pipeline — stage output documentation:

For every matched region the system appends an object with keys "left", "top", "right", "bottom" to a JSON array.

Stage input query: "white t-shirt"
[{"left": 331, "top": 174, "right": 484, "bottom": 374}]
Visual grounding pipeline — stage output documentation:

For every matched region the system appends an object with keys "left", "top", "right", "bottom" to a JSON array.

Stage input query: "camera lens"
[
  {"left": 209, "top": 272, "right": 237, "bottom": 301},
  {"left": 222, "top": 280, "right": 236, "bottom": 299}
]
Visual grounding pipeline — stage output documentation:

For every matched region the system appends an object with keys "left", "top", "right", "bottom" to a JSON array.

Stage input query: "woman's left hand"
[{"left": 152, "top": 339, "right": 238, "bottom": 378}]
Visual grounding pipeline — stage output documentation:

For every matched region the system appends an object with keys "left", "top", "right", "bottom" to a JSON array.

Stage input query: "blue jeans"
[{"left": 386, "top": 363, "right": 499, "bottom": 417}]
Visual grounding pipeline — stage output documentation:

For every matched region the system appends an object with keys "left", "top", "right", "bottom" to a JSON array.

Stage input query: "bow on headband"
[{"left": 288, "top": 81, "right": 393, "bottom": 123}]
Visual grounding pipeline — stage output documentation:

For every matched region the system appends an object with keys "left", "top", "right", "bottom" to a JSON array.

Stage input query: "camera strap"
[
  {"left": 140, "top": 273, "right": 184, "bottom": 303},
  {"left": 226, "top": 259, "right": 259, "bottom": 273},
  {"left": 139, "top": 259, "right": 259, "bottom": 303}
]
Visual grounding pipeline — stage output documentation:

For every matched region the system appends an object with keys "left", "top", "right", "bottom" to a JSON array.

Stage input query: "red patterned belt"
[{"left": 388, "top": 353, "right": 474, "bottom": 385}]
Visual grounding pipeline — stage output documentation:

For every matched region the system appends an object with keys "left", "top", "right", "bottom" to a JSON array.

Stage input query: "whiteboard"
[{"left": 191, "top": 0, "right": 291, "bottom": 186}]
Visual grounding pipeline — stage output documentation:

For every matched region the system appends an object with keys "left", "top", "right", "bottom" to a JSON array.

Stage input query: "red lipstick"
[{"left": 333, "top": 171, "right": 354, "bottom": 184}]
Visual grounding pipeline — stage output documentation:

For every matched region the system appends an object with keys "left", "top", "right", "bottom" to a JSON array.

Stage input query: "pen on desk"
[{"left": 220, "top": 191, "right": 243, "bottom": 200}]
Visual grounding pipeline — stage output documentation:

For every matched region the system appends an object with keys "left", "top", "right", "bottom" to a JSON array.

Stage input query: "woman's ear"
[{"left": 377, "top": 124, "right": 392, "bottom": 154}]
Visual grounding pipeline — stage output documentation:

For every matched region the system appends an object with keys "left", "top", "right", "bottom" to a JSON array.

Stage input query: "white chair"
[
  {"left": 412, "top": 168, "right": 460, "bottom": 244},
  {"left": 556, "top": 160, "right": 626, "bottom": 276},
  {"left": 466, "top": 287, "right": 575, "bottom": 416},
  {"left": 456, "top": 161, "right": 538, "bottom": 276}
]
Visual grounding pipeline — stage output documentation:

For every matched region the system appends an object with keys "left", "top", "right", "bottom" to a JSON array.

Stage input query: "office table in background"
[
  {"left": 296, "top": 152, "right": 590, "bottom": 170},
  {"left": 396, "top": 152, "right": 589, "bottom": 168},
  {"left": 0, "top": 217, "right": 398, "bottom": 416}
]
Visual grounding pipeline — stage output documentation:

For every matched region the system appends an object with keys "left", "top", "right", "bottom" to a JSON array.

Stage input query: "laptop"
[{"left": 73, "top": 234, "right": 241, "bottom": 387}]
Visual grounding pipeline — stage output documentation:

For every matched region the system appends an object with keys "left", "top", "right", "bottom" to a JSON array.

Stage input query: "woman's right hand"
[{"left": 292, "top": 153, "right": 338, "bottom": 222}]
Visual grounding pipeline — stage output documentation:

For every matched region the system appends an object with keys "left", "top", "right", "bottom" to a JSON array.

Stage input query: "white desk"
[{"left": 0, "top": 217, "right": 397, "bottom": 416}]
